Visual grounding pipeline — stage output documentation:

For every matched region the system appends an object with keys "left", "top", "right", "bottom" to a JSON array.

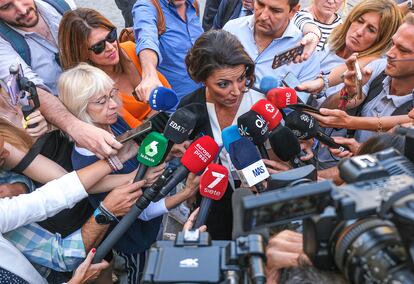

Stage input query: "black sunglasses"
[{"left": 88, "top": 29, "right": 118, "bottom": 55}]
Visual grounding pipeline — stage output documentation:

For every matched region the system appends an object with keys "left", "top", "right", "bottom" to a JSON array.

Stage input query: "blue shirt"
[
  {"left": 223, "top": 16, "right": 320, "bottom": 103},
  {"left": 133, "top": 0, "right": 203, "bottom": 107},
  {"left": 71, "top": 117, "right": 162, "bottom": 254}
]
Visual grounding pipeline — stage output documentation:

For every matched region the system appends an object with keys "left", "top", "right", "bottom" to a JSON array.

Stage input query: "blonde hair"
[
  {"left": 58, "top": 63, "right": 119, "bottom": 125},
  {"left": 329, "top": 0, "right": 402, "bottom": 58},
  {"left": 0, "top": 118, "right": 33, "bottom": 152}
]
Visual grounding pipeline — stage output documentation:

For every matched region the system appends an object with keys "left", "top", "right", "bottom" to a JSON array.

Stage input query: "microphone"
[
  {"left": 228, "top": 137, "right": 269, "bottom": 192},
  {"left": 179, "top": 103, "right": 209, "bottom": 140},
  {"left": 250, "top": 99, "right": 283, "bottom": 131},
  {"left": 268, "top": 125, "right": 306, "bottom": 168},
  {"left": 266, "top": 87, "right": 298, "bottom": 108},
  {"left": 148, "top": 87, "right": 179, "bottom": 111},
  {"left": 193, "top": 163, "right": 228, "bottom": 228},
  {"left": 134, "top": 132, "right": 169, "bottom": 182},
  {"left": 259, "top": 76, "right": 280, "bottom": 93},
  {"left": 237, "top": 110, "right": 270, "bottom": 159},
  {"left": 93, "top": 135, "right": 219, "bottom": 263},
  {"left": 154, "top": 135, "right": 219, "bottom": 201},
  {"left": 133, "top": 111, "right": 170, "bottom": 144},
  {"left": 285, "top": 111, "right": 350, "bottom": 151},
  {"left": 164, "top": 107, "right": 197, "bottom": 144},
  {"left": 221, "top": 125, "right": 242, "bottom": 152},
  {"left": 231, "top": 188, "right": 267, "bottom": 284}
]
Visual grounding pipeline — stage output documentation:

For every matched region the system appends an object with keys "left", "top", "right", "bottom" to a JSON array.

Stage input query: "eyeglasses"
[
  {"left": 89, "top": 88, "right": 119, "bottom": 106},
  {"left": 88, "top": 29, "right": 118, "bottom": 55}
]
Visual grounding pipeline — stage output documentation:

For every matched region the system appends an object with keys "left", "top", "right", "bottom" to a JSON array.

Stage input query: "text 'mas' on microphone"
[
  {"left": 228, "top": 137, "right": 269, "bottom": 193},
  {"left": 237, "top": 110, "right": 270, "bottom": 160},
  {"left": 194, "top": 163, "right": 228, "bottom": 228},
  {"left": 93, "top": 135, "right": 219, "bottom": 263},
  {"left": 285, "top": 110, "right": 350, "bottom": 151}
]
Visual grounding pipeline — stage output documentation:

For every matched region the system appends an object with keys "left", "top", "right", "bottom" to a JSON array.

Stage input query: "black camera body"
[{"left": 242, "top": 143, "right": 414, "bottom": 283}]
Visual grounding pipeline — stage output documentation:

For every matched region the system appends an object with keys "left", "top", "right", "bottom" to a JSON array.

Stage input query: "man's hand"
[
  {"left": 68, "top": 249, "right": 109, "bottom": 284},
  {"left": 296, "top": 78, "right": 324, "bottom": 95},
  {"left": 135, "top": 76, "right": 162, "bottom": 103},
  {"left": 183, "top": 207, "right": 207, "bottom": 232},
  {"left": 0, "top": 183, "right": 27, "bottom": 198},
  {"left": 117, "top": 140, "right": 139, "bottom": 164},
  {"left": 181, "top": 173, "right": 201, "bottom": 207},
  {"left": 266, "top": 230, "right": 311, "bottom": 271},
  {"left": 69, "top": 121, "right": 123, "bottom": 159},
  {"left": 166, "top": 141, "right": 191, "bottom": 161},
  {"left": 296, "top": 31, "right": 319, "bottom": 63},
  {"left": 23, "top": 110, "right": 48, "bottom": 138},
  {"left": 299, "top": 139, "right": 314, "bottom": 161},
  {"left": 143, "top": 163, "right": 166, "bottom": 187},
  {"left": 263, "top": 159, "right": 290, "bottom": 174},
  {"left": 306, "top": 108, "right": 352, "bottom": 129},
  {"left": 102, "top": 180, "right": 145, "bottom": 216},
  {"left": 328, "top": 137, "right": 360, "bottom": 158}
]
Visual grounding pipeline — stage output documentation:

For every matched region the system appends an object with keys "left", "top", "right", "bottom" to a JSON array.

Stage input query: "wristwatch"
[{"left": 93, "top": 202, "right": 116, "bottom": 225}]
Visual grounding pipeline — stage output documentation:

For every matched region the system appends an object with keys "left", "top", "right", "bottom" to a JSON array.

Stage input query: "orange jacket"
[{"left": 118, "top": 41, "right": 171, "bottom": 128}]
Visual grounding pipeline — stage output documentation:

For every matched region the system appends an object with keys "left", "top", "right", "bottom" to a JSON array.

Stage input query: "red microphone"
[
  {"left": 267, "top": 87, "right": 298, "bottom": 108},
  {"left": 251, "top": 99, "right": 283, "bottom": 131},
  {"left": 194, "top": 164, "right": 228, "bottom": 228},
  {"left": 156, "top": 135, "right": 219, "bottom": 201}
]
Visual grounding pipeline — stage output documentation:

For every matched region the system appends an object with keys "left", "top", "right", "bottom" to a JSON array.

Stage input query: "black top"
[{"left": 178, "top": 87, "right": 234, "bottom": 240}]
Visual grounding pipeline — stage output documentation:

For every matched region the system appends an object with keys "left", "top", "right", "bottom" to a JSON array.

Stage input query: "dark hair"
[
  {"left": 288, "top": 0, "right": 299, "bottom": 10},
  {"left": 357, "top": 133, "right": 405, "bottom": 155},
  {"left": 185, "top": 30, "right": 255, "bottom": 88}
]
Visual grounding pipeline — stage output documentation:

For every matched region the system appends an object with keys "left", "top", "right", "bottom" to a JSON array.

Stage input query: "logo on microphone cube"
[
  {"left": 286, "top": 92, "right": 292, "bottom": 105},
  {"left": 265, "top": 103, "right": 275, "bottom": 113},
  {"left": 255, "top": 114, "right": 269, "bottom": 135},
  {"left": 252, "top": 165, "right": 265, "bottom": 177},
  {"left": 169, "top": 120, "right": 189, "bottom": 134},
  {"left": 238, "top": 124, "right": 250, "bottom": 137},
  {"left": 239, "top": 160, "right": 269, "bottom": 187},
  {"left": 138, "top": 132, "right": 168, "bottom": 166},
  {"left": 145, "top": 141, "right": 158, "bottom": 157},
  {"left": 200, "top": 164, "right": 228, "bottom": 200}
]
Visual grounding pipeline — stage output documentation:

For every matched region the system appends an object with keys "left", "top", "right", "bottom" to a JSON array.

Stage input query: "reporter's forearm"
[
  {"left": 349, "top": 115, "right": 411, "bottom": 131},
  {"left": 164, "top": 190, "right": 191, "bottom": 209},
  {"left": 76, "top": 160, "right": 113, "bottom": 192},
  {"left": 302, "top": 22, "right": 321, "bottom": 37},
  {"left": 88, "top": 171, "right": 136, "bottom": 194},
  {"left": 81, "top": 216, "right": 110, "bottom": 252},
  {"left": 37, "top": 88, "right": 81, "bottom": 134},
  {"left": 139, "top": 49, "right": 159, "bottom": 78}
]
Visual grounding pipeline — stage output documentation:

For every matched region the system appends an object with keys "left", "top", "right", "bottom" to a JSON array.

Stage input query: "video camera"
[{"left": 241, "top": 128, "right": 414, "bottom": 283}]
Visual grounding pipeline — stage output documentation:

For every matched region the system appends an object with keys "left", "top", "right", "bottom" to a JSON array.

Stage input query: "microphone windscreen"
[
  {"left": 137, "top": 132, "right": 169, "bottom": 166},
  {"left": 181, "top": 135, "right": 219, "bottom": 173},
  {"left": 134, "top": 112, "right": 170, "bottom": 144},
  {"left": 222, "top": 125, "right": 242, "bottom": 152},
  {"left": 251, "top": 99, "right": 283, "bottom": 130},
  {"left": 285, "top": 111, "right": 318, "bottom": 140},
  {"left": 267, "top": 87, "right": 298, "bottom": 108},
  {"left": 259, "top": 76, "right": 280, "bottom": 93},
  {"left": 181, "top": 103, "right": 208, "bottom": 139},
  {"left": 148, "top": 87, "right": 179, "bottom": 111},
  {"left": 228, "top": 137, "right": 261, "bottom": 170},
  {"left": 237, "top": 110, "right": 269, "bottom": 145},
  {"left": 269, "top": 125, "right": 301, "bottom": 161},
  {"left": 199, "top": 163, "right": 228, "bottom": 200},
  {"left": 163, "top": 107, "right": 197, "bottom": 143},
  {"left": 231, "top": 187, "right": 254, "bottom": 239}
]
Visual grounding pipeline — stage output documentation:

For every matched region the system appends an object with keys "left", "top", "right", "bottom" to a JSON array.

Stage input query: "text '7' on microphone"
[
  {"left": 228, "top": 137, "right": 269, "bottom": 193},
  {"left": 93, "top": 135, "right": 219, "bottom": 264},
  {"left": 134, "top": 132, "right": 168, "bottom": 182},
  {"left": 194, "top": 164, "right": 228, "bottom": 228},
  {"left": 155, "top": 135, "right": 220, "bottom": 201},
  {"left": 237, "top": 110, "right": 270, "bottom": 160}
]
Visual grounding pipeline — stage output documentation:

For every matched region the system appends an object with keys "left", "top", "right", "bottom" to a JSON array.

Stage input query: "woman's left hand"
[
  {"left": 183, "top": 207, "right": 207, "bottom": 232},
  {"left": 296, "top": 31, "right": 320, "bottom": 63},
  {"left": 143, "top": 163, "right": 166, "bottom": 187},
  {"left": 67, "top": 249, "right": 109, "bottom": 284},
  {"left": 181, "top": 173, "right": 200, "bottom": 207},
  {"left": 22, "top": 110, "right": 48, "bottom": 138},
  {"left": 299, "top": 139, "right": 315, "bottom": 161}
]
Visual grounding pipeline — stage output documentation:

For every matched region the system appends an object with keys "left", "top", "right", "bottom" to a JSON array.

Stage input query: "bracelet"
[
  {"left": 304, "top": 31, "right": 321, "bottom": 42},
  {"left": 106, "top": 155, "right": 124, "bottom": 171},
  {"left": 99, "top": 202, "right": 119, "bottom": 222},
  {"left": 315, "top": 73, "right": 330, "bottom": 99},
  {"left": 377, "top": 114, "right": 383, "bottom": 133}
]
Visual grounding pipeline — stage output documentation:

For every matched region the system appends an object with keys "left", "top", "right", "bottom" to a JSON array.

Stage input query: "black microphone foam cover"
[
  {"left": 285, "top": 111, "right": 318, "bottom": 140},
  {"left": 237, "top": 110, "right": 269, "bottom": 145},
  {"left": 163, "top": 107, "right": 197, "bottom": 143},
  {"left": 232, "top": 188, "right": 269, "bottom": 241},
  {"left": 269, "top": 125, "right": 301, "bottom": 161},
  {"left": 181, "top": 103, "right": 209, "bottom": 140}
]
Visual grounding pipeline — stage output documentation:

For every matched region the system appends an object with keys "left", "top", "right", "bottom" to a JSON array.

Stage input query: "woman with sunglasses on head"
[{"left": 58, "top": 8, "right": 171, "bottom": 129}]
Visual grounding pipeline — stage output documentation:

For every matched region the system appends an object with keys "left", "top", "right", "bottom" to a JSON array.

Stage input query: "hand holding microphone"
[{"left": 194, "top": 163, "right": 228, "bottom": 228}]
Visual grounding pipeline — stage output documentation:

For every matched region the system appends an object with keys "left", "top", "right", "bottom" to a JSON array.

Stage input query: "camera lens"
[{"left": 332, "top": 218, "right": 409, "bottom": 284}]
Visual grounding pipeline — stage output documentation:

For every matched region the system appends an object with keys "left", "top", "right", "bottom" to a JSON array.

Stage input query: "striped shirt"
[{"left": 293, "top": 10, "right": 342, "bottom": 51}]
